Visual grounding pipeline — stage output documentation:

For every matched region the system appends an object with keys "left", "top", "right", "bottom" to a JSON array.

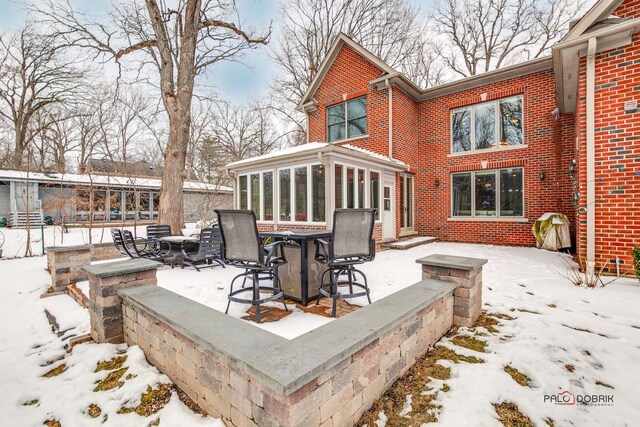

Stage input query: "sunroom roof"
[{"left": 226, "top": 142, "right": 407, "bottom": 171}]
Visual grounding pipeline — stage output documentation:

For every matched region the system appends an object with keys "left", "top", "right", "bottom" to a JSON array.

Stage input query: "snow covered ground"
[
  {"left": 0, "top": 225, "right": 149, "bottom": 259},
  {"left": 0, "top": 257, "right": 221, "bottom": 426},
  {"left": 0, "top": 242, "right": 638, "bottom": 426}
]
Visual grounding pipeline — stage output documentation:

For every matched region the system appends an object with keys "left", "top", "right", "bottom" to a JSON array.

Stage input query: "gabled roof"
[
  {"left": 299, "top": 33, "right": 555, "bottom": 109},
  {"left": 561, "top": 0, "right": 625, "bottom": 42},
  {"left": 552, "top": 0, "right": 640, "bottom": 113},
  {"left": 297, "top": 33, "right": 397, "bottom": 111}
]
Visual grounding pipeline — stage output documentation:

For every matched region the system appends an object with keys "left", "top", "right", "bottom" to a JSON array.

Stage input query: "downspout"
[
  {"left": 226, "top": 169, "right": 236, "bottom": 209},
  {"left": 586, "top": 37, "right": 597, "bottom": 273},
  {"left": 384, "top": 78, "right": 394, "bottom": 159}
]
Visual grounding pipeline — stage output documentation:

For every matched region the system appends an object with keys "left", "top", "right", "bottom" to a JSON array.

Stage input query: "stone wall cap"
[
  {"left": 119, "top": 279, "right": 456, "bottom": 396},
  {"left": 90, "top": 242, "right": 117, "bottom": 248},
  {"left": 82, "top": 259, "right": 162, "bottom": 277},
  {"left": 416, "top": 254, "right": 488, "bottom": 270},
  {"left": 46, "top": 244, "right": 92, "bottom": 253}
]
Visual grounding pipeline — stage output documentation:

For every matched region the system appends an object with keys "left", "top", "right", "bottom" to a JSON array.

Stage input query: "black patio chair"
[
  {"left": 146, "top": 224, "right": 171, "bottom": 252},
  {"left": 181, "top": 226, "right": 225, "bottom": 271},
  {"left": 215, "top": 209, "right": 288, "bottom": 324},
  {"left": 315, "top": 208, "right": 376, "bottom": 317},
  {"left": 121, "top": 229, "right": 170, "bottom": 261},
  {"left": 111, "top": 228, "right": 133, "bottom": 258}
]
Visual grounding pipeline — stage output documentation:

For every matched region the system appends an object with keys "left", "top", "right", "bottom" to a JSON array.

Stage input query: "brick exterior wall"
[
  {"left": 122, "top": 293, "right": 454, "bottom": 427},
  {"left": 614, "top": 0, "right": 640, "bottom": 17},
  {"left": 307, "top": 44, "right": 389, "bottom": 154},
  {"left": 574, "top": 30, "right": 640, "bottom": 270},
  {"left": 418, "top": 70, "right": 574, "bottom": 246},
  {"left": 307, "top": 44, "right": 575, "bottom": 247}
]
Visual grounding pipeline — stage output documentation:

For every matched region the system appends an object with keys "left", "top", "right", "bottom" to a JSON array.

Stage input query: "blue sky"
[{"left": 0, "top": 0, "right": 432, "bottom": 104}]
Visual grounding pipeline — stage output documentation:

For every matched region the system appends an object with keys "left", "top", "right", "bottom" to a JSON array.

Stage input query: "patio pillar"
[
  {"left": 82, "top": 259, "right": 161, "bottom": 344},
  {"left": 46, "top": 245, "right": 92, "bottom": 292},
  {"left": 416, "top": 254, "right": 487, "bottom": 327}
]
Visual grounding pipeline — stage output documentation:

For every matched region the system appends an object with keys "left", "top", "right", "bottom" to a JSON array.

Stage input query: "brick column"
[
  {"left": 416, "top": 254, "right": 487, "bottom": 327},
  {"left": 46, "top": 245, "right": 92, "bottom": 292},
  {"left": 82, "top": 259, "right": 162, "bottom": 344}
]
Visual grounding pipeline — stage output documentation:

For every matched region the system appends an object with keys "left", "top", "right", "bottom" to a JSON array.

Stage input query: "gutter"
[{"left": 586, "top": 37, "right": 597, "bottom": 272}]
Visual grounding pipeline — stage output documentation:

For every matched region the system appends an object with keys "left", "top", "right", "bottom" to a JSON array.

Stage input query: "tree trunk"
[
  {"left": 13, "top": 124, "right": 26, "bottom": 169},
  {"left": 158, "top": 102, "right": 190, "bottom": 232}
]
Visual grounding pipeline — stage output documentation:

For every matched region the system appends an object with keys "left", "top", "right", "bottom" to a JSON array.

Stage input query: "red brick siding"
[
  {"left": 417, "top": 70, "right": 574, "bottom": 246},
  {"left": 307, "top": 44, "right": 389, "bottom": 155},
  {"left": 307, "top": 44, "right": 576, "bottom": 248},
  {"left": 575, "top": 31, "right": 640, "bottom": 270},
  {"left": 614, "top": 0, "right": 640, "bottom": 18}
]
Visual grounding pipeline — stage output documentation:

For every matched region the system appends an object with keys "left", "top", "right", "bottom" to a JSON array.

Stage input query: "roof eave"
[
  {"left": 296, "top": 33, "right": 398, "bottom": 111},
  {"left": 561, "top": 0, "right": 624, "bottom": 42},
  {"left": 226, "top": 143, "right": 407, "bottom": 172},
  {"left": 553, "top": 17, "right": 640, "bottom": 114},
  {"left": 417, "top": 57, "right": 553, "bottom": 101}
]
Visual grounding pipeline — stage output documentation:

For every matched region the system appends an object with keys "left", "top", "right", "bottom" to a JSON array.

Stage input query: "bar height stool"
[
  {"left": 315, "top": 208, "right": 376, "bottom": 317},
  {"left": 215, "top": 210, "right": 288, "bottom": 324}
]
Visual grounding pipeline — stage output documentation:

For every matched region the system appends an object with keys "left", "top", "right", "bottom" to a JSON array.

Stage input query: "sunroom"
[{"left": 225, "top": 142, "right": 407, "bottom": 242}]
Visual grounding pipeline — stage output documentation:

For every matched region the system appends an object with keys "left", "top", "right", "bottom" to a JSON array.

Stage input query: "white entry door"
[{"left": 382, "top": 180, "right": 395, "bottom": 240}]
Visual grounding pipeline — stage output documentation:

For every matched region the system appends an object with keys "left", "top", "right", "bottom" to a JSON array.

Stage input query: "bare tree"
[
  {"left": 432, "top": 0, "right": 580, "bottom": 78},
  {"left": 0, "top": 25, "right": 85, "bottom": 169},
  {"left": 270, "top": 0, "right": 442, "bottom": 143},
  {"left": 32, "top": 105, "right": 79, "bottom": 172},
  {"left": 36, "top": 0, "right": 271, "bottom": 232},
  {"left": 188, "top": 99, "right": 284, "bottom": 186}
]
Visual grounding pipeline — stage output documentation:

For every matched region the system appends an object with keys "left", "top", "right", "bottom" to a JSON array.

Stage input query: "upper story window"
[
  {"left": 451, "top": 95, "right": 523, "bottom": 153},
  {"left": 327, "top": 97, "right": 367, "bottom": 142}
]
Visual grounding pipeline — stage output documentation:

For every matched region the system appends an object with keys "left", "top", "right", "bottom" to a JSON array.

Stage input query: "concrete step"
[{"left": 382, "top": 236, "right": 437, "bottom": 250}]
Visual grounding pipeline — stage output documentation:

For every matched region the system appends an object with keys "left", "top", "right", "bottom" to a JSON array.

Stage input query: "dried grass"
[
  {"left": 357, "top": 341, "right": 484, "bottom": 426},
  {"left": 93, "top": 368, "right": 128, "bottom": 392},
  {"left": 43, "top": 364, "right": 67, "bottom": 378},
  {"left": 87, "top": 404, "right": 101, "bottom": 418},
  {"left": 451, "top": 335, "right": 487, "bottom": 353},
  {"left": 493, "top": 402, "right": 534, "bottom": 427},
  {"left": 504, "top": 366, "right": 531, "bottom": 387},
  {"left": 95, "top": 356, "right": 127, "bottom": 372},
  {"left": 117, "top": 384, "right": 173, "bottom": 417}
]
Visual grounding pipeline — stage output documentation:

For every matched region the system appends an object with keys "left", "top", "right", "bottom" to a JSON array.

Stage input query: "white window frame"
[
  {"left": 400, "top": 173, "right": 414, "bottom": 232},
  {"left": 450, "top": 167, "right": 525, "bottom": 219},
  {"left": 276, "top": 162, "right": 326, "bottom": 225},
  {"left": 237, "top": 170, "right": 275, "bottom": 222},
  {"left": 450, "top": 95, "right": 524, "bottom": 154},
  {"left": 334, "top": 162, "right": 382, "bottom": 222}
]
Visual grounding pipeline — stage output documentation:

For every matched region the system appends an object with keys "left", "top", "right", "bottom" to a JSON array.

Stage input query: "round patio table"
[{"left": 156, "top": 236, "right": 200, "bottom": 266}]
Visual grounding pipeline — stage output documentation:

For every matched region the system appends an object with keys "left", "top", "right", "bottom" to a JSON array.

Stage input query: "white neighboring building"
[{"left": 0, "top": 169, "right": 232, "bottom": 227}]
